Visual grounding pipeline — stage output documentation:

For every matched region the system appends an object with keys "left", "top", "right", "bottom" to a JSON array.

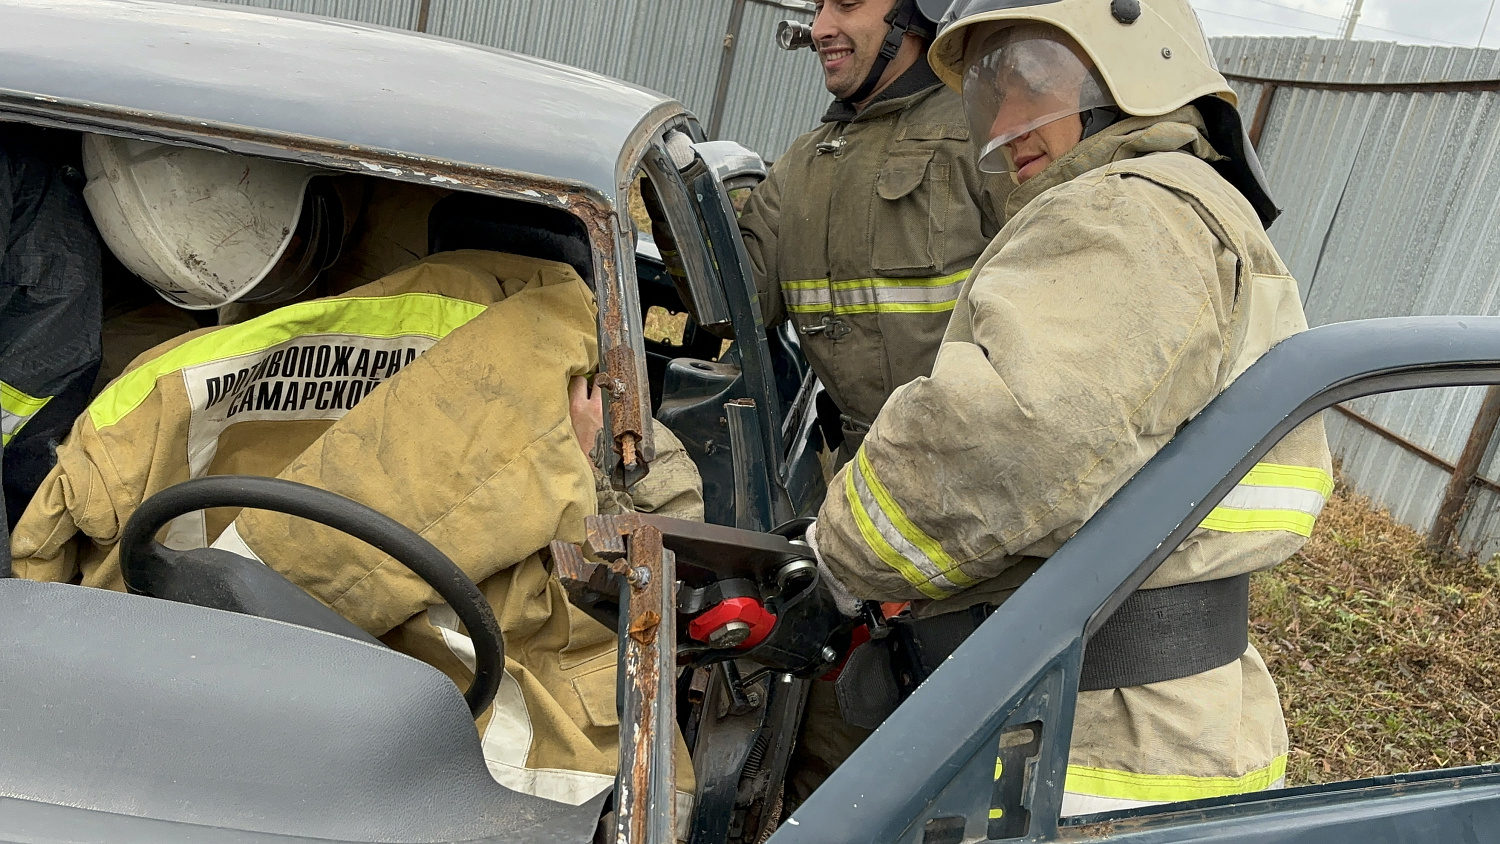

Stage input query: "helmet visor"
[{"left": 961, "top": 23, "right": 1115, "bottom": 173}]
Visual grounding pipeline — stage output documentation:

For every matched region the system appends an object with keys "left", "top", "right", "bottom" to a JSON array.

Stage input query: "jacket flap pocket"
[
  {"left": 570, "top": 664, "right": 619, "bottom": 728},
  {"left": 877, "top": 150, "right": 935, "bottom": 200},
  {"left": 898, "top": 123, "right": 968, "bottom": 142}
]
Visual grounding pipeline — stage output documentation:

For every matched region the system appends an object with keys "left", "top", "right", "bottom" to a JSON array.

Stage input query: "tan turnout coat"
[
  {"left": 816, "top": 110, "right": 1332, "bottom": 812},
  {"left": 11, "top": 249, "right": 697, "bottom": 812}
]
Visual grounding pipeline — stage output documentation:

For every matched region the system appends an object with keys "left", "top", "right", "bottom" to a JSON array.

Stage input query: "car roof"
[{"left": 0, "top": 0, "right": 682, "bottom": 198}]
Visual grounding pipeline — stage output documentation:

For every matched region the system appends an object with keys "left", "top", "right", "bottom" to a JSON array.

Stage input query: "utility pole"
[{"left": 1341, "top": 0, "right": 1365, "bottom": 39}]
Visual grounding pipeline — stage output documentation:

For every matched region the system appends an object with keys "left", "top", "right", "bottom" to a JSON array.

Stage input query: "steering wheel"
[{"left": 118, "top": 475, "right": 504, "bottom": 718}]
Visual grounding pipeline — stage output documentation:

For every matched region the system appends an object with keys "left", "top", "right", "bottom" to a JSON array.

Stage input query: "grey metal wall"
[
  {"left": 1212, "top": 36, "right": 1500, "bottom": 555},
  {"left": 202, "top": 0, "right": 831, "bottom": 159}
]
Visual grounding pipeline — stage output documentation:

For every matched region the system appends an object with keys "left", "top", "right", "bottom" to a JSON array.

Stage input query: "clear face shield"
[{"left": 960, "top": 23, "right": 1116, "bottom": 174}]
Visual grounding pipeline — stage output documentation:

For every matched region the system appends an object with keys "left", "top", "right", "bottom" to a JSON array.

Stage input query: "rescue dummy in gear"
[
  {"left": 12, "top": 144, "right": 701, "bottom": 828},
  {"left": 810, "top": 0, "right": 1331, "bottom": 816},
  {"left": 738, "top": 0, "right": 1012, "bottom": 459},
  {"left": 0, "top": 134, "right": 102, "bottom": 536}
]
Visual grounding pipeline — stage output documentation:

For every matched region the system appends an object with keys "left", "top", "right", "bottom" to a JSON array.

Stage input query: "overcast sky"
[{"left": 1194, "top": 0, "right": 1500, "bottom": 49}]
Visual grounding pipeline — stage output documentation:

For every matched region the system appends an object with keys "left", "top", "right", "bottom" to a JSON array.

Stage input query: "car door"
[{"left": 775, "top": 316, "right": 1500, "bottom": 843}]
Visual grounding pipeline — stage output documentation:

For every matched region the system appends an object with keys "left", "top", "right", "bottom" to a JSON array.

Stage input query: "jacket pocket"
[
  {"left": 570, "top": 662, "right": 619, "bottom": 728},
  {"left": 872, "top": 150, "right": 947, "bottom": 273}
]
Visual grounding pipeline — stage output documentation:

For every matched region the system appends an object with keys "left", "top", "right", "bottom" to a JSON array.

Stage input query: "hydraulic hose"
[{"left": 119, "top": 475, "right": 503, "bottom": 717}]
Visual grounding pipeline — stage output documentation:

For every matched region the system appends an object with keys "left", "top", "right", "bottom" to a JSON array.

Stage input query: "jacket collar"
[
  {"left": 821, "top": 60, "right": 943, "bottom": 125},
  {"left": 1004, "top": 106, "right": 1223, "bottom": 219}
]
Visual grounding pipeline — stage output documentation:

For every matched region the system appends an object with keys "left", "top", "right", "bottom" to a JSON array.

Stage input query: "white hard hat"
[
  {"left": 921, "top": 0, "right": 1279, "bottom": 225},
  {"left": 82, "top": 135, "right": 343, "bottom": 310}
]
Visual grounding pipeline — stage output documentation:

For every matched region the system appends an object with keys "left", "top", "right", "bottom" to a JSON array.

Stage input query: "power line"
[
  {"left": 1481, "top": 0, "right": 1497, "bottom": 48},
  {"left": 1196, "top": 7, "right": 1338, "bottom": 35},
  {"left": 1196, "top": 3, "right": 1468, "bottom": 46}
]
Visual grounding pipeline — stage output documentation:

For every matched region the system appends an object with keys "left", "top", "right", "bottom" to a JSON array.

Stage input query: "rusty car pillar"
[{"left": 586, "top": 515, "right": 679, "bottom": 844}]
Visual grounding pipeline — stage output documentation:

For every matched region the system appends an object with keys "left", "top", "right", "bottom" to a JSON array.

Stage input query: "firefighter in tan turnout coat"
[
  {"left": 808, "top": 0, "right": 1333, "bottom": 816},
  {"left": 10, "top": 137, "right": 698, "bottom": 823}
]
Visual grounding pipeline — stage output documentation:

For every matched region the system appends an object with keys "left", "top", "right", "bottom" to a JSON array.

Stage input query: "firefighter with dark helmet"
[{"left": 806, "top": 0, "right": 1332, "bottom": 814}]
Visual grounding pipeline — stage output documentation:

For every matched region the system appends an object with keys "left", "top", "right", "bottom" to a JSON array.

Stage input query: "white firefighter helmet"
[
  {"left": 82, "top": 135, "right": 344, "bottom": 310},
  {"left": 918, "top": 0, "right": 1279, "bottom": 225}
]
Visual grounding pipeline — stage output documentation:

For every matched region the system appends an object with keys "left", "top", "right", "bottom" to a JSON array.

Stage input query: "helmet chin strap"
[
  {"left": 1079, "top": 106, "right": 1123, "bottom": 140},
  {"left": 844, "top": 0, "right": 929, "bottom": 106}
]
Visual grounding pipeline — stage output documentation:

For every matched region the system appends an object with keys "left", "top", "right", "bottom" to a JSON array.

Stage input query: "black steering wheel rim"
[{"left": 118, "top": 475, "right": 503, "bottom": 718}]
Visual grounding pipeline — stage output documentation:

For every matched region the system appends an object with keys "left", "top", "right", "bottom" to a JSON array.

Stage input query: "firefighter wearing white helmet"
[
  {"left": 82, "top": 134, "right": 344, "bottom": 310},
  {"left": 808, "top": 0, "right": 1331, "bottom": 815}
]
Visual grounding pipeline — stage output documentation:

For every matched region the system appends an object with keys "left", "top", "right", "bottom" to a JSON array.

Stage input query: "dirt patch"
[{"left": 1250, "top": 476, "right": 1500, "bottom": 785}]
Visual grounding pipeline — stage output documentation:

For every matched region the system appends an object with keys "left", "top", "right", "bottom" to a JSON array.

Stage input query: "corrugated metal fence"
[
  {"left": 205, "top": 0, "right": 831, "bottom": 159},
  {"left": 166, "top": 7, "right": 1500, "bottom": 556},
  {"left": 1212, "top": 36, "right": 1500, "bottom": 557}
]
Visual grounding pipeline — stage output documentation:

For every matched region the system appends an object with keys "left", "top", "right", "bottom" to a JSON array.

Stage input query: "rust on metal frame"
[
  {"left": 1430, "top": 384, "right": 1500, "bottom": 549},
  {"left": 585, "top": 514, "right": 677, "bottom": 844}
]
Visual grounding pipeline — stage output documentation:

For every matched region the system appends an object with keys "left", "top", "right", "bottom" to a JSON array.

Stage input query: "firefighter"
[
  {"left": 738, "top": 0, "right": 1011, "bottom": 462},
  {"left": 0, "top": 136, "right": 102, "bottom": 537},
  {"left": 10, "top": 136, "right": 698, "bottom": 830},
  {"left": 808, "top": 0, "right": 1333, "bottom": 815}
]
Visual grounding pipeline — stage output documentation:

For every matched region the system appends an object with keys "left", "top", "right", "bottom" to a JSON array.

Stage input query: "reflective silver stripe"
[
  {"left": 783, "top": 282, "right": 831, "bottom": 312},
  {"left": 1217, "top": 484, "right": 1327, "bottom": 516}
]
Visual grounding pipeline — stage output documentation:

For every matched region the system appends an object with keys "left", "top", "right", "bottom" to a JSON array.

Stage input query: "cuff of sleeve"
[{"left": 807, "top": 521, "right": 862, "bottom": 618}]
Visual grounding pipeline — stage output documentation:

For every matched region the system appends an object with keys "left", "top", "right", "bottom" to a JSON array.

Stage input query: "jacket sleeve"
[
  {"left": 815, "top": 175, "right": 1236, "bottom": 601},
  {"left": 737, "top": 161, "right": 786, "bottom": 327}
]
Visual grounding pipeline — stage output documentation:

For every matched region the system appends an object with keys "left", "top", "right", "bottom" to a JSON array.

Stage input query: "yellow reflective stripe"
[
  {"left": 845, "top": 467, "right": 950, "bottom": 600},
  {"left": 1065, "top": 755, "right": 1287, "bottom": 803},
  {"left": 1242, "top": 462, "right": 1334, "bottom": 496},
  {"left": 988, "top": 808, "right": 1005, "bottom": 819},
  {"left": 89, "top": 293, "right": 486, "bottom": 431},
  {"left": 1198, "top": 462, "right": 1331, "bottom": 538},
  {"left": 1199, "top": 508, "right": 1318, "bottom": 536},
  {"left": 995, "top": 758, "right": 1004, "bottom": 779},
  {"left": 1, "top": 381, "right": 53, "bottom": 447},
  {"left": 857, "top": 450, "right": 976, "bottom": 588}
]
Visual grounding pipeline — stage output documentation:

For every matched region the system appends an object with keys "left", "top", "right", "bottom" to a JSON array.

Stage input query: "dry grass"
[{"left": 1250, "top": 476, "right": 1500, "bottom": 785}]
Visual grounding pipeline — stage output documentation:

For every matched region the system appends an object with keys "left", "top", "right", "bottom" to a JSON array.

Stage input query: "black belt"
[{"left": 899, "top": 574, "right": 1250, "bottom": 692}]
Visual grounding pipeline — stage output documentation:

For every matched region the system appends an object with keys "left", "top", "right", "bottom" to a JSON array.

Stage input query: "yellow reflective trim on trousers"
[
  {"left": 89, "top": 293, "right": 487, "bottom": 431},
  {"left": 1064, "top": 755, "right": 1287, "bottom": 803},
  {"left": 844, "top": 466, "right": 950, "bottom": 600},
  {"left": 856, "top": 450, "right": 976, "bottom": 588},
  {"left": 1, "top": 380, "right": 53, "bottom": 447}
]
